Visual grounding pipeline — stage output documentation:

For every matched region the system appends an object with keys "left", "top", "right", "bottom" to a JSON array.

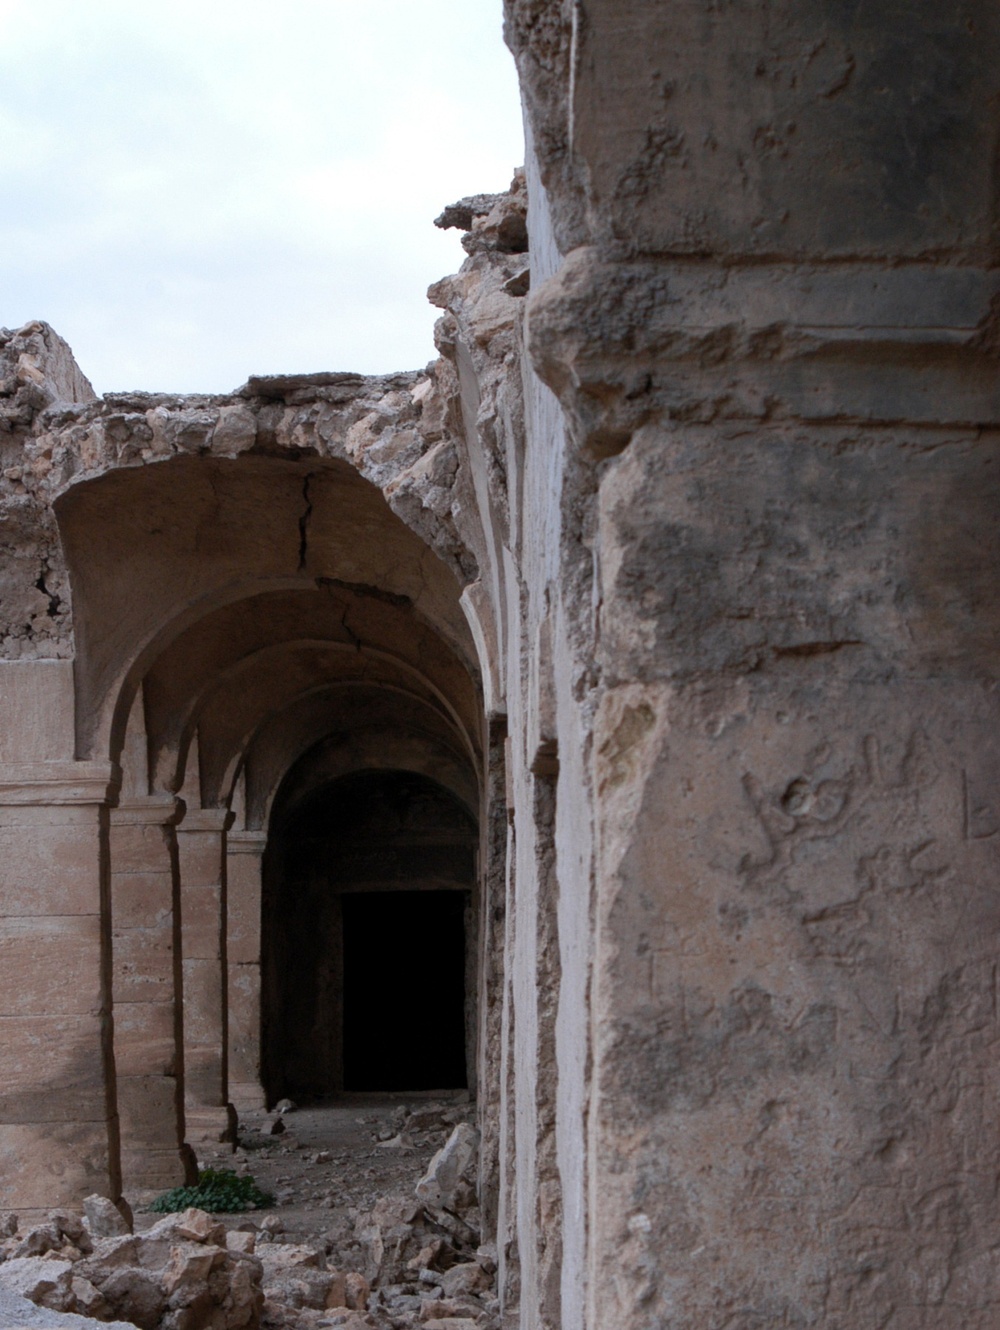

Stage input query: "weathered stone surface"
[
  {"left": 414, "top": 1125, "right": 478, "bottom": 1213},
  {"left": 0, "top": 1258, "right": 75, "bottom": 1311},
  {"left": 3, "top": 7, "right": 1000, "bottom": 1330},
  {"left": 81, "top": 1197, "right": 130, "bottom": 1241},
  {"left": 0, "top": 1285, "right": 134, "bottom": 1330}
]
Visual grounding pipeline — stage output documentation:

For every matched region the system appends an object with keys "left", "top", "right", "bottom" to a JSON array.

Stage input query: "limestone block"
[
  {"left": 226, "top": 856, "right": 262, "bottom": 962},
  {"left": 119, "top": 1147, "right": 184, "bottom": 1194},
  {"left": 109, "top": 823, "right": 172, "bottom": 875},
  {"left": 156, "top": 1208, "right": 226, "bottom": 1246},
  {"left": 0, "top": 918, "right": 102, "bottom": 1017},
  {"left": 256, "top": 1244, "right": 321, "bottom": 1272},
  {"left": 117, "top": 1075, "right": 178, "bottom": 1140},
  {"left": 82, "top": 1197, "right": 130, "bottom": 1240},
  {"left": 182, "top": 958, "right": 224, "bottom": 1047},
  {"left": 0, "top": 662, "right": 75, "bottom": 764},
  {"left": 0, "top": 1015, "right": 106, "bottom": 1123},
  {"left": 177, "top": 836, "right": 225, "bottom": 886},
  {"left": 160, "top": 1241, "right": 223, "bottom": 1295},
  {"left": 90, "top": 1267, "right": 164, "bottom": 1329},
  {"left": 0, "top": 1257, "right": 74, "bottom": 1311},
  {"left": 0, "top": 1124, "right": 112, "bottom": 1210},
  {"left": 181, "top": 883, "right": 223, "bottom": 960},
  {"left": 0, "top": 823, "right": 102, "bottom": 916},
  {"left": 343, "top": 1271, "right": 369, "bottom": 1310},
  {"left": 228, "top": 963, "right": 261, "bottom": 1103},
  {"left": 112, "top": 1003, "right": 175, "bottom": 1074},
  {"left": 436, "top": 1263, "right": 489, "bottom": 1298},
  {"left": 109, "top": 870, "right": 173, "bottom": 928},
  {"left": 0, "top": 1285, "right": 135, "bottom": 1329},
  {"left": 111, "top": 931, "right": 174, "bottom": 1004},
  {"left": 414, "top": 1124, "right": 479, "bottom": 1211}
]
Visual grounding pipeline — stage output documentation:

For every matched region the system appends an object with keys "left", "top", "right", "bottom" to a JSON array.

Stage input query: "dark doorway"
[
  {"left": 262, "top": 768, "right": 476, "bottom": 1104},
  {"left": 342, "top": 890, "right": 467, "bottom": 1090}
]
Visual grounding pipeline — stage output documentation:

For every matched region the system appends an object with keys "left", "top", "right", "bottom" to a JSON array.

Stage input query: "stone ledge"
[
  {"left": 0, "top": 763, "right": 118, "bottom": 806},
  {"left": 176, "top": 808, "right": 235, "bottom": 834},
  {"left": 227, "top": 830, "right": 268, "bottom": 853},
  {"left": 526, "top": 250, "right": 1000, "bottom": 445},
  {"left": 110, "top": 795, "right": 184, "bottom": 826}
]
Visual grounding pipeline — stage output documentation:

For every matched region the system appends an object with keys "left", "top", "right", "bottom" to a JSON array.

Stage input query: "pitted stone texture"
[{"left": 0, "top": 1286, "right": 133, "bottom": 1330}]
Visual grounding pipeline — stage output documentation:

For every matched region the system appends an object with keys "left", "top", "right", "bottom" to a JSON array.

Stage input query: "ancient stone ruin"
[{"left": 2, "top": 2, "right": 1000, "bottom": 1328}]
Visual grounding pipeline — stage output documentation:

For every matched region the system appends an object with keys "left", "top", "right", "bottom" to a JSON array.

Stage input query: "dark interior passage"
[
  {"left": 342, "top": 890, "right": 468, "bottom": 1091},
  {"left": 262, "top": 766, "right": 477, "bottom": 1104}
]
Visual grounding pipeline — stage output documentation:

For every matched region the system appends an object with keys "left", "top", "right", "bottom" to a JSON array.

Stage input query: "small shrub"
[{"left": 150, "top": 1168, "right": 274, "bottom": 1214}]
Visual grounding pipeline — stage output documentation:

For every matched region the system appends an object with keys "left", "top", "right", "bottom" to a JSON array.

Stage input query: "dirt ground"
[{"left": 132, "top": 1093, "right": 500, "bottom": 1329}]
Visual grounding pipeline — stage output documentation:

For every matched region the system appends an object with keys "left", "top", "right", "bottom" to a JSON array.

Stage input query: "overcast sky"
[{"left": 0, "top": 0, "right": 523, "bottom": 394}]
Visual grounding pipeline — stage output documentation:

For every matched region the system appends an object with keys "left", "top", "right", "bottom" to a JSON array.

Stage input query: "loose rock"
[
  {"left": 413, "top": 1127, "right": 478, "bottom": 1214},
  {"left": 82, "top": 1198, "right": 131, "bottom": 1241}
]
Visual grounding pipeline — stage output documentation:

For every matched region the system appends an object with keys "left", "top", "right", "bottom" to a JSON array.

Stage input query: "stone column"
[
  {"left": 506, "top": 3, "right": 1000, "bottom": 1323},
  {"left": 110, "top": 794, "right": 188, "bottom": 1192},
  {"left": 226, "top": 830, "right": 267, "bottom": 1112},
  {"left": 0, "top": 762, "right": 120, "bottom": 1214},
  {"left": 177, "top": 807, "right": 236, "bottom": 1144}
]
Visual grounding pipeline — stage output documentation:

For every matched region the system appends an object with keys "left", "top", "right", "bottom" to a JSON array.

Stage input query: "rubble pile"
[
  {"left": 0, "top": 1116, "right": 499, "bottom": 1330},
  {"left": 0, "top": 1203, "right": 265, "bottom": 1330}
]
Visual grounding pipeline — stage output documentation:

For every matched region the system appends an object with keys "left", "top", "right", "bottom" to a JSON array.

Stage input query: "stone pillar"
[
  {"left": 0, "top": 762, "right": 120, "bottom": 1214},
  {"left": 226, "top": 830, "right": 267, "bottom": 1112},
  {"left": 177, "top": 807, "right": 235, "bottom": 1144},
  {"left": 504, "top": 3, "right": 1000, "bottom": 1325},
  {"left": 110, "top": 795, "right": 187, "bottom": 1192}
]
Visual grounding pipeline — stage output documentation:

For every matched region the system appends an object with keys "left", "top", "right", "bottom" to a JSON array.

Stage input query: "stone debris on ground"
[{"left": 0, "top": 1100, "right": 499, "bottom": 1330}]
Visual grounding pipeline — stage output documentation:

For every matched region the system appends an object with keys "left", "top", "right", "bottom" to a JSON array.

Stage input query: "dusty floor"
[{"left": 132, "top": 1093, "right": 497, "bottom": 1329}]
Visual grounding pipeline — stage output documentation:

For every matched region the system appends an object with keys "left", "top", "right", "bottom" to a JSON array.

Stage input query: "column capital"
[
  {"left": 227, "top": 830, "right": 268, "bottom": 855},
  {"left": 111, "top": 794, "right": 185, "bottom": 827},
  {"left": 177, "top": 807, "right": 234, "bottom": 834}
]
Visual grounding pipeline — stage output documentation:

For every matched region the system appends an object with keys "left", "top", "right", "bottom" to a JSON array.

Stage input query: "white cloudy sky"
[{"left": 0, "top": 0, "right": 523, "bottom": 394}]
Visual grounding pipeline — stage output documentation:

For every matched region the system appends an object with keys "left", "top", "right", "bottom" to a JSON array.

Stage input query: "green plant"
[{"left": 149, "top": 1168, "right": 274, "bottom": 1214}]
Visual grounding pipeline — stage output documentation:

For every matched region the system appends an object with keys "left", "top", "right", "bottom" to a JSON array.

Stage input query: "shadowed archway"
[{"left": 262, "top": 767, "right": 477, "bottom": 1103}]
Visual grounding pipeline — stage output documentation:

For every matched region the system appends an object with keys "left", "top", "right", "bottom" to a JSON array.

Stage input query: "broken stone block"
[
  {"left": 414, "top": 1125, "right": 478, "bottom": 1213},
  {"left": 82, "top": 1196, "right": 131, "bottom": 1239},
  {"left": 0, "top": 1257, "right": 75, "bottom": 1311},
  {"left": 76, "top": 1236, "right": 139, "bottom": 1277},
  {"left": 0, "top": 1284, "right": 137, "bottom": 1330},
  {"left": 405, "top": 1239, "right": 447, "bottom": 1273},
  {"left": 436, "top": 1263, "right": 489, "bottom": 1299},
  {"left": 343, "top": 1271, "right": 369, "bottom": 1310},
  {"left": 12, "top": 1225, "right": 63, "bottom": 1259},
  {"left": 260, "top": 1267, "right": 338, "bottom": 1311},
  {"left": 319, "top": 1311, "right": 374, "bottom": 1330},
  {"left": 323, "top": 1270, "right": 347, "bottom": 1308},
  {"left": 0, "top": 1214, "right": 18, "bottom": 1238},
  {"left": 160, "top": 1240, "right": 223, "bottom": 1296},
  {"left": 48, "top": 1212, "right": 91, "bottom": 1256},
  {"left": 226, "top": 1231, "right": 256, "bottom": 1256},
  {"left": 152, "top": 1207, "right": 227, "bottom": 1248},
  {"left": 98, "top": 1266, "right": 166, "bottom": 1330},
  {"left": 69, "top": 1274, "right": 107, "bottom": 1317},
  {"left": 213, "top": 1254, "right": 264, "bottom": 1330},
  {"left": 256, "top": 1243, "right": 321, "bottom": 1272},
  {"left": 404, "top": 1108, "right": 448, "bottom": 1132}
]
